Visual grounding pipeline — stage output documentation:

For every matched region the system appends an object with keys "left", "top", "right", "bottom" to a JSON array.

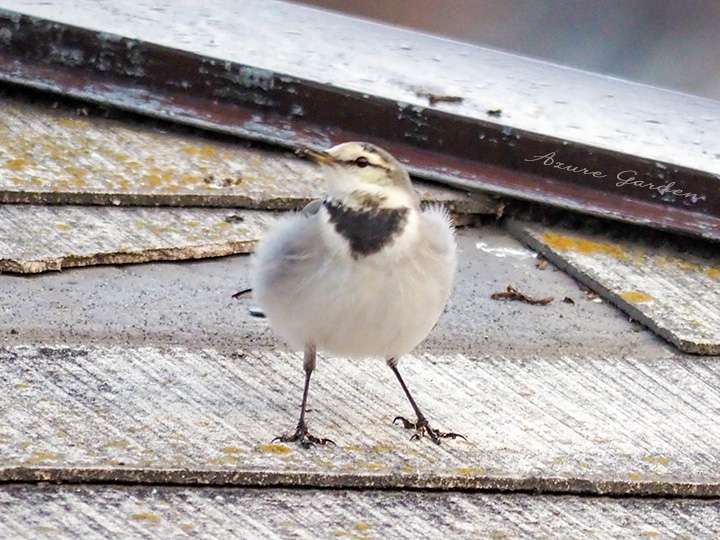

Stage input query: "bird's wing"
[
  {"left": 301, "top": 199, "right": 323, "bottom": 217},
  {"left": 420, "top": 205, "right": 456, "bottom": 256}
]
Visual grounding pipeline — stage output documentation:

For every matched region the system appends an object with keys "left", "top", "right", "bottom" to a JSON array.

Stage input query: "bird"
[{"left": 249, "top": 141, "right": 464, "bottom": 447}]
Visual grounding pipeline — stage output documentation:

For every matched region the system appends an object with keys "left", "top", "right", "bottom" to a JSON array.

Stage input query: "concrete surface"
[
  {"left": 0, "top": 226, "right": 666, "bottom": 358},
  {"left": 3, "top": 484, "right": 720, "bottom": 539}
]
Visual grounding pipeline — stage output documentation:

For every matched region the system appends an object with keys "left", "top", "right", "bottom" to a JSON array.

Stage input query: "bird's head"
[{"left": 299, "top": 142, "right": 418, "bottom": 209}]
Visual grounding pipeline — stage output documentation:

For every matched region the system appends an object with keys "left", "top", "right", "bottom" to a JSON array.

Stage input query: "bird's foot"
[
  {"left": 273, "top": 421, "right": 336, "bottom": 449},
  {"left": 393, "top": 416, "right": 467, "bottom": 445}
]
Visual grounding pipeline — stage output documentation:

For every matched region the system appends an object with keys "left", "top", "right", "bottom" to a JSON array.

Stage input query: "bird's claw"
[
  {"left": 273, "top": 422, "right": 336, "bottom": 449},
  {"left": 393, "top": 416, "right": 467, "bottom": 445}
]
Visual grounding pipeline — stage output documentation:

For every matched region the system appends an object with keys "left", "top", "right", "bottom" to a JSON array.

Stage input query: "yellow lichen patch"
[
  {"left": 56, "top": 223, "right": 73, "bottom": 232},
  {"left": 642, "top": 455, "right": 670, "bottom": 466},
  {"left": 57, "top": 117, "right": 85, "bottom": 129},
  {"left": 14, "top": 383, "right": 29, "bottom": 390},
  {"left": 353, "top": 523, "right": 370, "bottom": 531},
  {"left": 221, "top": 446, "right": 243, "bottom": 454},
  {"left": 5, "top": 157, "right": 27, "bottom": 170},
  {"left": 180, "top": 523, "right": 194, "bottom": 531},
  {"left": 620, "top": 291, "right": 654, "bottom": 303},
  {"left": 105, "top": 439, "right": 130, "bottom": 449},
  {"left": 361, "top": 462, "right": 384, "bottom": 471},
  {"left": 65, "top": 165, "right": 86, "bottom": 178},
  {"left": 180, "top": 173, "right": 202, "bottom": 185},
  {"left": 208, "top": 455, "right": 240, "bottom": 465},
  {"left": 542, "top": 232, "right": 629, "bottom": 261},
  {"left": 627, "top": 471, "right": 642, "bottom": 481},
  {"left": 707, "top": 267, "right": 720, "bottom": 280},
  {"left": 641, "top": 530, "right": 659, "bottom": 538},
  {"left": 455, "top": 466, "right": 486, "bottom": 476},
  {"left": 256, "top": 443, "right": 292, "bottom": 455},
  {"left": 24, "top": 450, "right": 61, "bottom": 464},
  {"left": 143, "top": 174, "right": 163, "bottom": 187},
  {"left": 370, "top": 443, "right": 395, "bottom": 455},
  {"left": 131, "top": 512, "right": 161, "bottom": 524},
  {"left": 182, "top": 145, "right": 218, "bottom": 159}
]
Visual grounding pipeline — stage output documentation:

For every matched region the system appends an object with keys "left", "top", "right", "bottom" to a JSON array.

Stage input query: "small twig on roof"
[{"left": 491, "top": 285, "right": 553, "bottom": 306}]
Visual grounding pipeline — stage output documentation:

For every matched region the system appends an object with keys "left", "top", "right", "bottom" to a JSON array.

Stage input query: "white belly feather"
[{"left": 251, "top": 205, "right": 456, "bottom": 359}]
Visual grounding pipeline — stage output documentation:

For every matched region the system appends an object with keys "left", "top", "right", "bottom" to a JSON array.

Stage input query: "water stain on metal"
[{"left": 507, "top": 220, "right": 720, "bottom": 355}]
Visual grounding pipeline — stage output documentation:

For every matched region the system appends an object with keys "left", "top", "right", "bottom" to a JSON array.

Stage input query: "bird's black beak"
[{"left": 295, "top": 146, "right": 334, "bottom": 164}]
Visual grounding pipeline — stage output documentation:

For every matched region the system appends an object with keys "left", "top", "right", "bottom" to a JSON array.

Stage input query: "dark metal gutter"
[{"left": 0, "top": 9, "right": 718, "bottom": 240}]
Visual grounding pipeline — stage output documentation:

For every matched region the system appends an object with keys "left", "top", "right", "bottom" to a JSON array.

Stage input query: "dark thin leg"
[
  {"left": 273, "top": 344, "right": 335, "bottom": 448},
  {"left": 296, "top": 363, "right": 312, "bottom": 430},
  {"left": 389, "top": 359, "right": 466, "bottom": 445},
  {"left": 391, "top": 364, "right": 427, "bottom": 424}
]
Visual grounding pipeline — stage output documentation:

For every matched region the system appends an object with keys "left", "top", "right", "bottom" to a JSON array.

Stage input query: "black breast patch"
[{"left": 324, "top": 200, "right": 409, "bottom": 258}]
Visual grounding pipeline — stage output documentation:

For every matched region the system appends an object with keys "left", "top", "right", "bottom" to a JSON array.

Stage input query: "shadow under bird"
[{"left": 248, "top": 141, "right": 465, "bottom": 446}]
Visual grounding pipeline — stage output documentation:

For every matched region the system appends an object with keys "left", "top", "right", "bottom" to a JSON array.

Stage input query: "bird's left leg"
[
  {"left": 388, "top": 357, "right": 466, "bottom": 445},
  {"left": 273, "top": 343, "right": 335, "bottom": 448}
]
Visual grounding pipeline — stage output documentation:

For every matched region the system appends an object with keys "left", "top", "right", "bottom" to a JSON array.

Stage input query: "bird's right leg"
[{"left": 273, "top": 343, "right": 335, "bottom": 448}]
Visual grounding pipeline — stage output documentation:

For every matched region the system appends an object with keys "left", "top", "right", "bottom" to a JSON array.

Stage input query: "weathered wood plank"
[
  {"left": 0, "top": 205, "right": 274, "bottom": 273},
  {"left": 0, "top": 94, "right": 495, "bottom": 215},
  {"left": 2, "top": 484, "right": 720, "bottom": 539},
  {"left": 506, "top": 220, "right": 720, "bottom": 355},
  {"left": 3, "top": 344, "right": 720, "bottom": 496}
]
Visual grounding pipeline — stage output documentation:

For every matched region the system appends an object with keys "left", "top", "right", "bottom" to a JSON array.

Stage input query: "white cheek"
[{"left": 382, "top": 186, "right": 416, "bottom": 208}]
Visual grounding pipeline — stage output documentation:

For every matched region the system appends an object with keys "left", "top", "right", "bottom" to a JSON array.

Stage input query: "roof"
[{"left": 1, "top": 1, "right": 720, "bottom": 538}]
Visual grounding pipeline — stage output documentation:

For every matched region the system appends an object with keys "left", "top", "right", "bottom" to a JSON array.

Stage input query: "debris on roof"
[
  {"left": 0, "top": 205, "right": 273, "bottom": 273},
  {"left": 507, "top": 220, "right": 720, "bottom": 355},
  {"left": 490, "top": 285, "right": 554, "bottom": 305}
]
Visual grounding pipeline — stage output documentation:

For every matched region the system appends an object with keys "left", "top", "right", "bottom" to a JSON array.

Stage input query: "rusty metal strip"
[
  {"left": 0, "top": 92, "right": 493, "bottom": 215},
  {"left": 4, "top": 345, "right": 720, "bottom": 497},
  {"left": 0, "top": 205, "right": 275, "bottom": 273},
  {"left": 0, "top": 8, "right": 718, "bottom": 240},
  {"left": 506, "top": 220, "right": 720, "bottom": 355},
  {"left": 4, "top": 485, "right": 720, "bottom": 538}
]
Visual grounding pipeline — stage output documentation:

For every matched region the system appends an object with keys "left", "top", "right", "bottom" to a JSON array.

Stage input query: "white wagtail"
[{"left": 250, "top": 142, "right": 464, "bottom": 446}]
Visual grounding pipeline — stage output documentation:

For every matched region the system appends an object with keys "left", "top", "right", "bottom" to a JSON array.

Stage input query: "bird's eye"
[{"left": 355, "top": 156, "right": 369, "bottom": 168}]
